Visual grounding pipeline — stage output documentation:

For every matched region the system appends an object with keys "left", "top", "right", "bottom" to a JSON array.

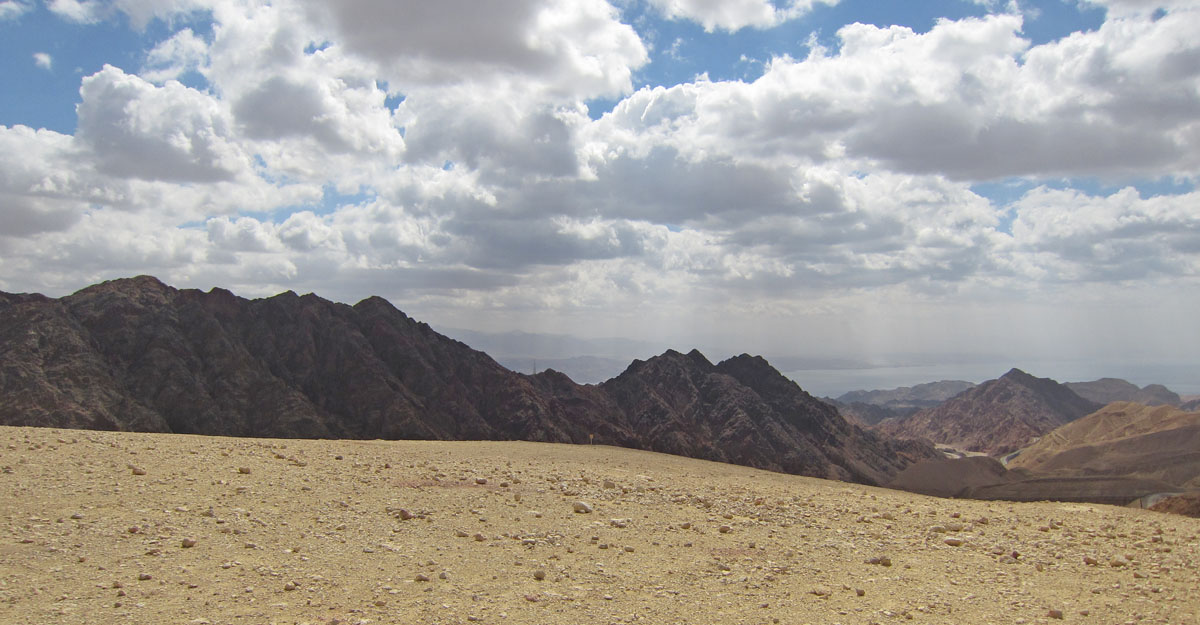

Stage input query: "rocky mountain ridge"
[
  {"left": 875, "top": 368, "right": 1101, "bottom": 456},
  {"left": 0, "top": 276, "right": 935, "bottom": 486}
]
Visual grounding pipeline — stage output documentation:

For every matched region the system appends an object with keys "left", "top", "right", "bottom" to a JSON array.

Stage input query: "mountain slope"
[
  {"left": 1007, "top": 402, "right": 1200, "bottom": 487},
  {"left": 876, "top": 368, "right": 1101, "bottom": 456},
  {"left": 0, "top": 276, "right": 936, "bottom": 485}
]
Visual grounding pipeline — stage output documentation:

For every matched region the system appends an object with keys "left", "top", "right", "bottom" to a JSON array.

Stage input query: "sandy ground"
[{"left": 1, "top": 426, "right": 1197, "bottom": 625}]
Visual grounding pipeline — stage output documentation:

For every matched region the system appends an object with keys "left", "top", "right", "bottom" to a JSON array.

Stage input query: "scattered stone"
[
  {"left": 475, "top": 477, "right": 488, "bottom": 485},
  {"left": 237, "top": 467, "right": 251, "bottom": 474},
  {"left": 284, "top": 582, "right": 297, "bottom": 591},
  {"left": 1083, "top": 556, "right": 1099, "bottom": 566},
  {"left": 397, "top": 509, "right": 415, "bottom": 521},
  {"left": 866, "top": 556, "right": 892, "bottom": 567},
  {"left": 1048, "top": 608, "right": 1064, "bottom": 619},
  {"left": 718, "top": 525, "right": 732, "bottom": 534},
  {"left": 455, "top": 530, "right": 470, "bottom": 538},
  {"left": 414, "top": 574, "right": 430, "bottom": 582},
  {"left": 603, "top": 480, "right": 616, "bottom": 489},
  {"left": 856, "top": 588, "right": 866, "bottom": 597},
  {"left": 181, "top": 538, "right": 198, "bottom": 548},
  {"left": 129, "top": 466, "right": 146, "bottom": 476},
  {"left": 944, "top": 538, "right": 964, "bottom": 547},
  {"left": 137, "top": 573, "right": 152, "bottom": 581},
  {"left": 573, "top": 501, "right": 593, "bottom": 514},
  {"left": 533, "top": 569, "right": 546, "bottom": 581},
  {"left": 811, "top": 585, "right": 832, "bottom": 597}
]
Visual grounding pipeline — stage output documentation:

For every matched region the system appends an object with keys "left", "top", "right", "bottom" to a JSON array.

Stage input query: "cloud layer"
[{"left": 0, "top": 0, "right": 1198, "bottom": 362}]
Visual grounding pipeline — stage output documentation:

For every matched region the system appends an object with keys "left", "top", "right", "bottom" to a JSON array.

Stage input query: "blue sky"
[{"left": 1, "top": 0, "right": 1198, "bottom": 391}]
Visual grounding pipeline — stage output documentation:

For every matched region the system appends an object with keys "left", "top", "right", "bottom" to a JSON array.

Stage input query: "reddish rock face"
[
  {"left": 0, "top": 276, "right": 937, "bottom": 485},
  {"left": 876, "top": 368, "right": 1101, "bottom": 456}
]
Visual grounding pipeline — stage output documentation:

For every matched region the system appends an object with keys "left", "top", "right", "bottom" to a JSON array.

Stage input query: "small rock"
[
  {"left": 473, "top": 533, "right": 486, "bottom": 542},
  {"left": 533, "top": 569, "right": 546, "bottom": 581},
  {"left": 1048, "top": 608, "right": 1064, "bottom": 620},
  {"left": 718, "top": 525, "right": 732, "bottom": 534},
  {"left": 414, "top": 574, "right": 430, "bottom": 582},
  {"left": 237, "top": 467, "right": 251, "bottom": 474},
  {"left": 181, "top": 538, "right": 198, "bottom": 548},
  {"left": 455, "top": 530, "right": 470, "bottom": 538},
  {"left": 811, "top": 586, "right": 832, "bottom": 597},
  {"left": 284, "top": 582, "right": 297, "bottom": 591},
  {"left": 603, "top": 480, "right": 616, "bottom": 489},
  {"left": 137, "top": 573, "right": 152, "bottom": 581},
  {"left": 573, "top": 501, "right": 593, "bottom": 514},
  {"left": 943, "top": 538, "right": 963, "bottom": 547},
  {"left": 398, "top": 509, "right": 415, "bottom": 521},
  {"left": 475, "top": 477, "right": 488, "bottom": 485},
  {"left": 130, "top": 466, "right": 146, "bottom": 476},
  {"left": 1083, "top": 555, "right": 1099, "bottom": 566},
  {"left": 856, "top": 588, "right": 866, "bottom": 597}
]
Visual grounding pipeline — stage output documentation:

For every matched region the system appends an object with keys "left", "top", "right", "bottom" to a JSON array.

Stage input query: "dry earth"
[{"left": 1, "top": 426, "right": 1198, "bottom": 625}]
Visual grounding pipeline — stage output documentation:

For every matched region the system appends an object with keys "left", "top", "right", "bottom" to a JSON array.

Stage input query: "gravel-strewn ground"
[{"left": 1, "top": 425, "right": 1197, "bottom": 625}]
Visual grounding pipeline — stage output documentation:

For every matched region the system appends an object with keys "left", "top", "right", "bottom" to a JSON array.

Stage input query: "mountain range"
[{"left": 0, "top": 276, "right": 936, "bottom": 486}]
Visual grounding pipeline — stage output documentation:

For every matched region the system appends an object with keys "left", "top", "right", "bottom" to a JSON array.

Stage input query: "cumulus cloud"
[
  {"left": 33, "top": 52, "right": 52, "bottom": 70},
  {"left": 647, "top": 0, "right": 838, "bottom": 32},
  {"left": 1, "top": 0, "right": 1198, "bottom": 370},
  {"left": 142, "top": 28, "right": 208, "bottom": 83},
  {"left": 297, "top": 0, "right": 647, "bottom": 98},
  {"left": 76, "top": 65, "right": 250, "bottom": 183}
]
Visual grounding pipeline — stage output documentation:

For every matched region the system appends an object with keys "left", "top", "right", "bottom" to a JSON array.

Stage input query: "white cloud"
[
  {"left": 33, "top": 52, "right": 52, "bottom": 70},
  {"left": 0, "top": 0, "right": 32, "bottom": 20},
  {"left": 297, "top": 0, "right": 647, "bottom": 99},
  {"left": 47, "top": 0, "right": 103, "bottom": 23},
  {"left": 647, "top": 0, "right": 838, "bottom": 32},
  {"left": 142, "top": 28, "right": 208, "bottom": 83}
]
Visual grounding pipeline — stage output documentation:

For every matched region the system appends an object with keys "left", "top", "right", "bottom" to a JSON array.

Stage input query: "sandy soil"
[{"left": 2, "top": 425, "right": 1197, "bottom": 625}]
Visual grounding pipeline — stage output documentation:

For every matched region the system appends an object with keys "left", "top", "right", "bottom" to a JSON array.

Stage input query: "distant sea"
[{"left": 787, "top": 361, "right": 1199, "bottom": 398}]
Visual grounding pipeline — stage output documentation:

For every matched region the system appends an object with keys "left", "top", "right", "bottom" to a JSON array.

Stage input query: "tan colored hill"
[
  {"left": 1008, "top": 402, "right": 1200, "bottom": 487},
  {"left": 3, "top": 426, "right": 1199, "bottom": 625}
]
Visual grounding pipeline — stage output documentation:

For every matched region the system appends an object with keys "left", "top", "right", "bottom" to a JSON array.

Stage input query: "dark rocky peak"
[{"left": 715, "top": 354, "right": 803, "bottom": 396}]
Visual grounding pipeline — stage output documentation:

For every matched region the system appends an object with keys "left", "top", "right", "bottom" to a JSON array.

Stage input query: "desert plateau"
[{"left": 2, "top": 425, "right": 1197, "bottom": 625}]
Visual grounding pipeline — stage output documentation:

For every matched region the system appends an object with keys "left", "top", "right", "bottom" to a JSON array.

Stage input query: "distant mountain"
[
  {"left": 837, "top": 380, "right": 977, "bottom": 407},
  {"left": 1064, "top": 378, "right": 1181, "bottom": 407},
  {"left": 875, "top": 368, "right": 1101, "bottom": 456},
  {"left": 0, "top": 276, "right": 938, "bottom": 486},
  {"left": 829, "top": 380, "right": 976, "bottom": 426},
  {"left": 1007, "top": 402, "right": 1200, "bottom": 488}
]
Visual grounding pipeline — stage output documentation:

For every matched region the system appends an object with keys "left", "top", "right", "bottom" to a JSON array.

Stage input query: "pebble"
[
  {"left": 943, "top": 538, "right": 964, "bottom": 547},
  {"left": 181, "top": 538, "right": 198, "bottom": 548},
  {"left": 533, "top": 569, "right": 546, "bottom": 581},
  {"left": 573, "top": 501, "right": 593, "bottom": 514},
  {"left": 237, "top": 467, "right": 251, "bottom": 474},
  {"left": 414, "top": 574, "right": 430, "bottom": 582},
  {"left": 130, "top": 466, "right": 146, "bottom": 476},
  {"left": 1048, "top": 609, "right": 1064, "bottom": 619},
  {"left": 811, "top": 586, "right": 832, "bottom": 597}
]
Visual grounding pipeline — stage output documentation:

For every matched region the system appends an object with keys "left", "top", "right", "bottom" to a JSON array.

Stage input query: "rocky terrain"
[
  {"left": 876, "top": 369, "right": 1101, "bottom": 456},
  {"left": 0, "top": 276, "right": 935, "bottom": 486},
  {"left": 2, "top": 425, "right": 1198, "bottom": 625}
]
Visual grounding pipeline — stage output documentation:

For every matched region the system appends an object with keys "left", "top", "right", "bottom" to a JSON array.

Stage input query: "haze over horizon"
[{"left": 1, "top": 0, "right": 1197, "bottom": 390}]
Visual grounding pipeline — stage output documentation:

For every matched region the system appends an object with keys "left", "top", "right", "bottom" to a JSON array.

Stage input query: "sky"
[{"left": 1, "top": 0, "right": 1198, "bottom": 393}]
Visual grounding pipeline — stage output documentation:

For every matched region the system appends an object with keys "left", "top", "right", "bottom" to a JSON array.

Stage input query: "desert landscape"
[{"left": 3, "top": 425, "right": 1197, "bottom": 625}]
